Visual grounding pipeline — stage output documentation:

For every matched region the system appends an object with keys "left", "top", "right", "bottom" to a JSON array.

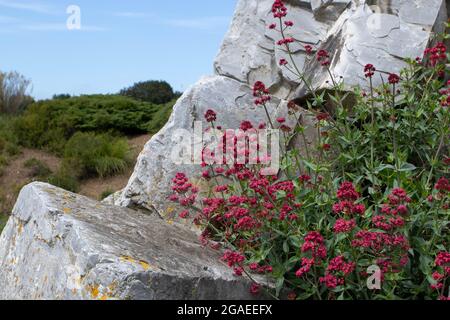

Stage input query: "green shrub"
[
  {"left": 119, "top": 80, "right": 176, "bottom": 104},
  {"left": 63, "top": 132, "right": 132, "bottom": 178},
  {"left": 48, "top": 162, "right": 80, "bottom": 192},
  {"left": 13, "top": 95, "right": 175, "bottom": 154},
  {"left": 24, "top": 158, "right": 52, "bottom": 178}
]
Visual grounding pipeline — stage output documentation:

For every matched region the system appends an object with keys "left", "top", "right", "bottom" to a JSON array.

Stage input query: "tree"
[
  {"left": 0, "top": 71, "right": 33, "bottom": 114},
  {"left": 119, "top": 80, "right": 175, "bottom": 104}
]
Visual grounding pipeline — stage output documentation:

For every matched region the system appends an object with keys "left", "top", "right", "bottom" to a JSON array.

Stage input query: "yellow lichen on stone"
[
  {"left": 120, "top": 256, "right": 152, "bottom": 271},
  {"left": 17, "top": 222, "right": 23, "bottom": 235},
  {"left": 63, "top": 208, "right": 72, "bottom": 214},
  {"left": 88, "top": 284, "right": 100, "bottom": 299},
  {"left": 120, "top": 255, "right": 137, "bottom": 263},
  {"left": 139, "top": 260, "right": 152, "bottom": 270}
]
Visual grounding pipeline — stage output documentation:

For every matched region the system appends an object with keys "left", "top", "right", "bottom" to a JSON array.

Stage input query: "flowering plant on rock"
[{"left": 170, "top": 1, "right": 449, "bottom": 300}]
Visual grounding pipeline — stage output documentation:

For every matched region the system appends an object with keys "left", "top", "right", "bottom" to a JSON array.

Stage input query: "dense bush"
[
  {"left": 63, "top": 132, "right": 132, "bottom": 178},
  {"left": 119, "top": 80, "right": 178, "bottom": 104},
  {"left": 13, "top": 94, "right": 174, "bottom": 154},
  {"left": 170, "top": 2, "right": 449, "bottom": 300}
]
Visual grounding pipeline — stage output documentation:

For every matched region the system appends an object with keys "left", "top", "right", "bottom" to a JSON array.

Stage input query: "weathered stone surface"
[
  {"left": 0, "top": 182, "right": 263, "bottom": 300},
  {"left": 116, "top": 0, "right": 448, "bottom": 216}
]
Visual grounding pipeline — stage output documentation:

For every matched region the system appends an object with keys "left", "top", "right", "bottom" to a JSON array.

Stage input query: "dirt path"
[
  {"left": 0, "top": 134, "right": 151, "bottom": 215},
  {"left": 0, "top": 148, "right": 61, "bottom": 214}
]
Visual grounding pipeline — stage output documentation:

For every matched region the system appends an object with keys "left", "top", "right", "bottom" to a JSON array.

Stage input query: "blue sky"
[{"left": 0, "top": 0, "right": 237, "bottom": 99}]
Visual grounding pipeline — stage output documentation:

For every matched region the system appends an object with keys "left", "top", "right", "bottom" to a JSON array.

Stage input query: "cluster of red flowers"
[
  {"left": 204, "top": 109, "right": 217, "bottom": 123},
  {"left": 388, "top": 73, "right": 400, "bottom": 85},
  {"left": 277, "top": 37, "right": 295, "bottom": 46},
  {"left": 424, "top": 42, "right": 447, "bottom": 66},
  {"left": 279, "top": 58, "right": 289, "bottom": 67},
  {"left": 351, "top": 189, "right": 411, "bottom": 275},
  {"left": 430, "top": 177, "right": 450, "bottom": 210},
  {"left": 372, "top": 188, "right": 410, "bottom": 231},
  {"left": 320, "top": 256, "right": 356, "bottom": 289},
  {"left": 295, "top": 232, "right": 327, "bottom": 278},
  {"left": 317, "top": 49, "right": 330, "bottom": 66},
  {"left": 170, "top": 173, "right": 199, "bottom": 217},
  {"left": 435, "top": 177, "right": 450, "bottom": 193},
  {"left": 332, "top": 182, "right": 364, "bottom": 234},
  {"left": 304, "top": 45, "right": 313, "bottom": 55},
  {"left": 440, "top": 81, "right": 450, "bottom": 107},
  {"left": 333, "top": 182, "right": 365, "bottom": 215},
  {"left": 272, "top": 0, "right": 287, "bottom": 18},
  {"left": 253, "top": 81, "right": 271, "bottom": 106},
  {"left": 431, "top": 251, "right": 450, "bottom": 300},
  {"left": 364, "top": 64, "right": 376, "bottom": 78}
]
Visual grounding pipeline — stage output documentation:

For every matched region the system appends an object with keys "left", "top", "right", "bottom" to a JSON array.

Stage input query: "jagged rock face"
[
  {"left": 0, "top": 183, "right": 262, "bottom": 300},
  {"left": 115, "top": 0, "right": 448, "bottom": 216}
]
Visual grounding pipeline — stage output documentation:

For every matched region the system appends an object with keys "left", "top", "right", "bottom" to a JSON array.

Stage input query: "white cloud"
[{"left": 0, "top": 0, "right": 57, "bottom": 14}]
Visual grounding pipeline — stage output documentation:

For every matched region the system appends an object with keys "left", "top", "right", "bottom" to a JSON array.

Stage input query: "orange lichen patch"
[
  {"left": 139, "top": 260, "right": 151, "bottom": 271},
  {"left": 62, "top": 207, "right": 72, "bottom": 214},
  {"left": 88, "top": 284, "right": 100, "bottom": 299},
  {"left": 120, "top": 256, "right": 152, "bottom": 271},
  {"left": 99, "top": 295, "right": 108, "bottom": 300}
]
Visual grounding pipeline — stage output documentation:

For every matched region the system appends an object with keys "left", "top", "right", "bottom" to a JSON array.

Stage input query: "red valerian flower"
[
  {"left": 222, "top": 250, "right": 245, "bottom": 267},
  {"left": 240, "top": 120, "right": 254, "bottom": 132},
  {"left": 253, "top": 81, "right": 271, "bottom": 106},
  {"left": 268, "top": 23, "right": 276, "bottom": 29},
  {"left": 388, "top": 73, "right": 400, "bottom": 84},
  {"left": 424, "top": 42, "right": 447, "bottom": 66},
  {"left": 301, "top": 231, "right": 327, "bottom": 261},
  {"left": 277, "top": 38, "right": 295, "bottom": 46},
  {"left": 279, "top": 58, "right": 288, "bottom": 66},
  {"left": 435, "top": 177, "right": 450, "bottom": 192},
  {"left": 276, "top": 117, "right": 286, "bottom": 123},
  {"left": 316, "top": 112, "right": 329, "bottom": 121},
  {"left": 337, "top": 181, "right": 360, "bottom": 201},
  {"left": 249, "top": 283, "right": 261, "bottom": 295},
  {"left": 179, "top": 210, "right": 189, "bottom": 219},
  {"left": 436, "top": 252, "right": 450, "bottom": 267},
  {"left": 171, "top": 173, "right": 192, "bottom": 193},
  {"left": 304, "top": 45, "right": 313, "bottom": 55},
  {"left": 272, "top": 0, "right": 287, "bottom": 18},
  {"left": 364, "top": 64, "right": 376, "bottom": 78},
  {"left": 317, "top": 49, "right": 330, "bottom": 66},
  {"left": 333, "top": 218, "right": 356, "bottom": 234},
  {"left": 284, "top": 20, "right": 294, "bottom": 27},
  {"left": 295, "top": 257, "right": 314, "bottom": 278},
  {"left": 204, "top": 109, "right": 217, "bottom": 123}
]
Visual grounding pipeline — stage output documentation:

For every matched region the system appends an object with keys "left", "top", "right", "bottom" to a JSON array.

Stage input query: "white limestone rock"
[{"left": 0, "top": 182, "right": 265, "bottom": 300}]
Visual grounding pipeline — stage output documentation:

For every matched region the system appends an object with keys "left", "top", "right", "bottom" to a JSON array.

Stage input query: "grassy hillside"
[{"left": 0, "top": 94, "right": 175, "bottom": 232}]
